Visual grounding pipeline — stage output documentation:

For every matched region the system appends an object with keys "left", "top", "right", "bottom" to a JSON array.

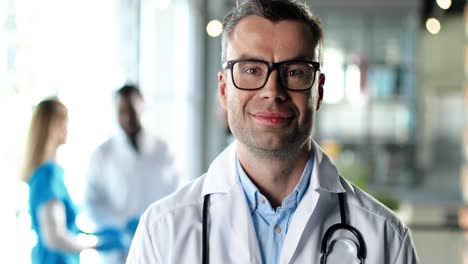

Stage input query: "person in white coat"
[
  {"left": 84, "top": 84, "right": 180, "bottom": 264},
  {"left": 127, "top": 1, "right": 419, "bottom": 263}
]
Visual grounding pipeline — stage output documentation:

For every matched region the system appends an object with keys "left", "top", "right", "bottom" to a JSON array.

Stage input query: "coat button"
[{"left": 274, "top": 225, "right": 281, "bottom": 233}]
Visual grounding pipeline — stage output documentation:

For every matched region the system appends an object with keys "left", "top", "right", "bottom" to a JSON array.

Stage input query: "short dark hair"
[
  {"left": 116, "top": 84, "right": 143, "bottom": 99},
  {"left": 221, "top": 0, "right": 324, "bottom": 63}
]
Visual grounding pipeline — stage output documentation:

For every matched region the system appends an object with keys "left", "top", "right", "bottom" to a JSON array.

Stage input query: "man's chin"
[
  {"left": 247, "top": 141, "right": 296, "bottom": 159},
  {"left": 124, "top": 127, "right": 141, "bottom": 136}
]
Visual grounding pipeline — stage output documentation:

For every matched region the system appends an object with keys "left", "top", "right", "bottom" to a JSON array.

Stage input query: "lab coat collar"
[
  {"left": 311, "top": 141, "right": 347, "bottom": 194},
  {"left": 201, "top": 140, "right": 347, "bottom": 197},
  {"left": 201, "top": 141, "right": 239, "bottom": 196},
  {"left": 114, "top": 127, "right": 152, "bottom": 155}
]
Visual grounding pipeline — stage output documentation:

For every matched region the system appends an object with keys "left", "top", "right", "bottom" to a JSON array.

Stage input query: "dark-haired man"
[{"left": 84, "top": 84, "right": 180, "bottom": 264}]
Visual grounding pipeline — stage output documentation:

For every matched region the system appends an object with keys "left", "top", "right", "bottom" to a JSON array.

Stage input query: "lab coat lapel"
[
  {"left": 209, "top": 185, "right": 262, "bottom": 263},
  {"left": 202, "top": 141, "right": 262, "bottom": 263},
  {"left": 279, "top": 142, "right": 346, "bottom": 263},
  {"left": 279, "top": 161, "right": 320, "bottom": 263}
]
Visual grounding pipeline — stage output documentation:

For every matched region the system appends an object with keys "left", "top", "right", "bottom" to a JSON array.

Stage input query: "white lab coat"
[
  {"left": 84, "top": 129, "right": 180, "bottom": 228},
  {"left": 127, "top": 141, "right": 418, "bottom": 264}
]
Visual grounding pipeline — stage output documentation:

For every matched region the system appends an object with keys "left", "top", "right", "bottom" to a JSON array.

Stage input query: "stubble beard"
[{"left": 231, "top": 121, "right": 312, "bottom": 161}]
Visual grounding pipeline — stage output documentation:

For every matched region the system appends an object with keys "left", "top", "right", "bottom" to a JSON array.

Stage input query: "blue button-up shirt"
[{"left": 237, "top": 152, "right": 314, "bottom": 264}]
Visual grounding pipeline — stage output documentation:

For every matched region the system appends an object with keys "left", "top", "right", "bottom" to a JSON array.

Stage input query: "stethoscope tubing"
[
  {"left": 201, "top": 192, "right": 366, "bottom": 264},
  {"left": 202, "top": 195, "right": 210, "bottom": 264}
]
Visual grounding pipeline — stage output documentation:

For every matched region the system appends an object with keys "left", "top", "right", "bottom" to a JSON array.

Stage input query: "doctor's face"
[
  {"left": 117, "top": 93, "right": 143, "bottom": 137},
  {"left": 218, "top": 16, "right": 324, "bottom": 159}
]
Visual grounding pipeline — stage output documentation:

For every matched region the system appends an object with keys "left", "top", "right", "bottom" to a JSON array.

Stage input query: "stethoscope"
[{"left": 201, "top": 192, "right": 367, "bottom": 264}]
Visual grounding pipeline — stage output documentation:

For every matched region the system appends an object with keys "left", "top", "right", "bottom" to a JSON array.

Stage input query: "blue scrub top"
[{"left": 27, "top": 161, "right": 80, "bottom": 264}]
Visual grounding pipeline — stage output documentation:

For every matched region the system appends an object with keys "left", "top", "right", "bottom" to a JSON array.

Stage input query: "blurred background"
[{"left": 0, "top": 0, "right": 466, "bottom": 263}]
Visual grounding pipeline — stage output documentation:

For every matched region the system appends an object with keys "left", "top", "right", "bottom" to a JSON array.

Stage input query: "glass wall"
[
  {"left": 314, "top": 8, "right": 420, "bottom": 206},
  {"left": 1, "top": 0, "right": 122, "bottom": 261}
]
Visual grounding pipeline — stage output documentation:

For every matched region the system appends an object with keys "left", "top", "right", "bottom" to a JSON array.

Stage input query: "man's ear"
[
  {"left": 218, "top": 70, "right": 228, "bottom": 110},
  {"left": 316, "top": 73, "right": 325, "bottom": 111}
]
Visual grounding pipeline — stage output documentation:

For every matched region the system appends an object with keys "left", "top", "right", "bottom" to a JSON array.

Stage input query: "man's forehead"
[{"left": 227, "top": 17, "right": 321, "bottom": 61}]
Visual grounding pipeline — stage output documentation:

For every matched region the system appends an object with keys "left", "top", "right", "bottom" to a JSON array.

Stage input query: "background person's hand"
[{"left": 94, "top": 226, "right": 127, "bottom": 252}]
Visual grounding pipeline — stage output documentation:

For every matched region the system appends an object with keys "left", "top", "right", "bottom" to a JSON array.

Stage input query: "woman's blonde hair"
[{"left": 21, "top": 97, "right": 67, "bottom": 182}]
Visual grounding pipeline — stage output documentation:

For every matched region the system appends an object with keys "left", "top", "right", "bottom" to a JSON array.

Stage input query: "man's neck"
[
  {"left": 237, "top": 142, "right": 312, "bottom": 208},
  {"left": 127, "top": 130, "right": 141, "bottom": 153}
]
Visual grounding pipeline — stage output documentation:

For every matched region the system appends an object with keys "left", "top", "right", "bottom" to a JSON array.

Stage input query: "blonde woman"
[{"left": 21, "top": 98, "right": 125, "bottom": 264}]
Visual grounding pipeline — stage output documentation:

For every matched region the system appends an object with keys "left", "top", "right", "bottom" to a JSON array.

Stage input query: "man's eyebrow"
[
  {"left": 286, "top": 55, "right": 314, "bottom": 61},
  {"left": 228, "top": 54, "right": 316, "bottom": 62},
  {"left": 230, "top": 56, "right": 315, "bottom": 61},
  {"left": 229, "top": 54, "right": 266, "bottom": 61}
]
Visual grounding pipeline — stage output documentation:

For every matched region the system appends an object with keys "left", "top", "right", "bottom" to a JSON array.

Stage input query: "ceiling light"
[
  {"left": 436, "top": 0, "right": 452, "bottom": 10},
  {"left": 426, "top": 18, "right": 441, "bottom": 35},
  {"left": 206, "top": 20, "right": 223, "bottom": 38}
]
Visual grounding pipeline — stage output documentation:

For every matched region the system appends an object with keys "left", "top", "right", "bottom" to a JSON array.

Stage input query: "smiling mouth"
[{"left": 251, "top": 111, "right": 293, "bottom": 126}]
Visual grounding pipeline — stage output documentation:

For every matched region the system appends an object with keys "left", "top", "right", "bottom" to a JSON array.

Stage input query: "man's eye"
[
  {"left": 244, "top": 68, "right": 259, "bottom": 75},
  {"left": 287, "top": 69, "right": 305, "bottom": 76}
]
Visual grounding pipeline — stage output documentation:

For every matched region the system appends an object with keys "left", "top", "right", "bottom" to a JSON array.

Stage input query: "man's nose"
[{"left": 258, "top": 70, "right": 288, "bottom": 101}]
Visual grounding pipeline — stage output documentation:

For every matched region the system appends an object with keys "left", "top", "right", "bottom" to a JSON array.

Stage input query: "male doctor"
[
  {"left": 127, "top": 0, "right": 419, "bottom": 263},
  {"left": 84, "top": 84, "right": 180, "bottom": 264}
]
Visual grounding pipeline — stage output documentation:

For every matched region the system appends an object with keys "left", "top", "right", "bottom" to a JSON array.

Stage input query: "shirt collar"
[
  {"left": 289, "top": 151, "right": 314, "bottom": 206},
  {"left": 236, "top": 157, "right": 258, "bottom": 212},
  {"left": 236, "top": 151, "right": 314, "bottom": 212}
]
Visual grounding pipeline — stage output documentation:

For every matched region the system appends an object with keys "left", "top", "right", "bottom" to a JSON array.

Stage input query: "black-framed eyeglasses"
[{"left": 222, "top": 58, "right": 320, "bottom": 91}]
